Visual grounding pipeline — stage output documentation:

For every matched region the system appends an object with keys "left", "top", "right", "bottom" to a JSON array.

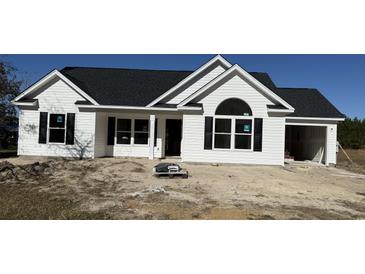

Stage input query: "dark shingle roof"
[
  {"left": 249, "top": 72, "right": 277, "bottom": 91},
  {"left": 60, "top": 67, "right": 192, "bottom": 106},
  {"left": 249, "top": 72, "right": 345, "bottom": 118},
  {"left": 60, "top": 66, "right": 344, "bottom": 118},
  {"left": 274, "top": 88, "right": 345, "bottom": 118},
  {"left": 60, "top": 67, "right": 279, "bottom": 107}
]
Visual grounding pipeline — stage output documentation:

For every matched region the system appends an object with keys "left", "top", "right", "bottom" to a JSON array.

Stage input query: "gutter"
[
  {"left": 286, "top": 116, "right": 345, "bottom": 122},
  {"left": 12, "top": 100, "right": 38, "bottom": 107},
  {"left": 77, "top": 104, "right": 202, "bottom": 112}
]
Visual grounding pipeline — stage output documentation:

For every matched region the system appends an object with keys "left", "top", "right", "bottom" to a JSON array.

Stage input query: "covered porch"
[{"left": 93, "top": 110, "right": 183, "bottom": 159}]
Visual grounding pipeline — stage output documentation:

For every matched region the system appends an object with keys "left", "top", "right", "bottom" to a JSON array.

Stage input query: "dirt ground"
[{"left": 1, "top": 156, "right": 365, "bottom": 220}]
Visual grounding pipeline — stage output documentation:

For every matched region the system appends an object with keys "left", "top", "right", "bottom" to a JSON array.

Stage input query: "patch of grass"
[
  {"left": 337, "top": 149, "right": 365, "bottom": 174},
  {"left": 0, "top": 184, "right": 112, "bottom": 220}
]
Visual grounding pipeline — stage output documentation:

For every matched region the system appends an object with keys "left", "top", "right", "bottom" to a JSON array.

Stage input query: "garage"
[{"left": 285, "top": 125, "right": 327, "bottom": 164}]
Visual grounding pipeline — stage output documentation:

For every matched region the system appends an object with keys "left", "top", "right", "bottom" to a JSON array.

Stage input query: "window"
[
  {"left": 212, "top": 98, "right": 255, "bottom": 150},
  {"left": 235, "top": 119, "right": 252, "bottom": 149},
  {"left": 134, "top": 119, "right": 149, "bottom": 144},
  {"left": 214, "top": 118, "right": 231, "bottom": 149},
  {"left": 215, "top": 98, "right": 252, "bottom": 116},
  {"left": 116, "top": 119, "right": 131, "bottom": 144},
  {"left": 115, "top": 118, "right": 150, "bottom": 145},
  {"left": 49, "top": 114, "right": 65, "bottom": 143}
]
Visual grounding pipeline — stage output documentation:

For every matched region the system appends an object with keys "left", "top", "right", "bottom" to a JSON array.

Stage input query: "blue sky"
[{"left": 1, "top": 54, "right": 364, "bottom": 118}]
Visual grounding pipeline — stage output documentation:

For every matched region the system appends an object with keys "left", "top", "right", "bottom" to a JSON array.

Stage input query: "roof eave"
[
  {"left": 77, "top": 104, "right": 180, "bottom": 112},
  {"left": 176, "top": 106, "right": 203, "bottom": 111},
  {"left": 12, "top": 100, "right": 38, "bottom": 107},
  {"left": 267, "top": 108, "right": 295, "bottom": 114},
  {"left": 286, "top": 116, "right": 346, "bottom": 121}
]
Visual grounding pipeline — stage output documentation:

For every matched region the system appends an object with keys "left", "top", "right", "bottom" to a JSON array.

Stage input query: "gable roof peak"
[
  {"left": 177, "top": 63, "right": 294, "bottom": 111},
  {"left": 209, "top": 54, "right": 232, "bottom": 68},
  {"left": 146, "top": 54, "right": 232, "bottom": 107}
]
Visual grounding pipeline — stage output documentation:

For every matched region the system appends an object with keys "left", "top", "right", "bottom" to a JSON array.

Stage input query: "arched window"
[
  {"left": 215, "top": 98, "right": 252, "bottom": 116},
  {"left": 213, "top": 98, "right": 253, "bottom": 150}
]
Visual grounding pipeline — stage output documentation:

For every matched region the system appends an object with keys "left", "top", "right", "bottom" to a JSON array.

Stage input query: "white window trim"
[
  {"left": 212, "top": 115, "right": 254, "bottom": 151},
  {"left": 213, "top": 117, "right": 232, "bottom": 150},
  {"left": 115, "top": 118, "right": 150, "bottom": 146},
  {"left": 47, "top": 112, "right": 67, "bottom": 145},
  {"left": 115, "top": 118, "right": 132, "bottom": 145},
  {"left": 47, "top": 113, "right": 66, "bottom": 144},
  {"left": 134, "top": 119, "right": 150, "bottom": 145}
]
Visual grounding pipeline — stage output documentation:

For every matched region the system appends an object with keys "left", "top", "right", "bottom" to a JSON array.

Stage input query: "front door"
[{"left": 165, "top": 119, "right": 182, "bottom": 156}]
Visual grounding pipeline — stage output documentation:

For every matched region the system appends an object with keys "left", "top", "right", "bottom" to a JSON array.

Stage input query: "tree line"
[
  {"left": 0, "top": 60, "right": 22, "bottom": 149},
  {"left": 338, "top": 118, "right": 365, "bottom": 149}
]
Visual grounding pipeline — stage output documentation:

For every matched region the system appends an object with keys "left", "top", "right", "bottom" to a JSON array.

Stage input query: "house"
[{"left": 12, "top": 55, "right": 345, "bottom": 165}]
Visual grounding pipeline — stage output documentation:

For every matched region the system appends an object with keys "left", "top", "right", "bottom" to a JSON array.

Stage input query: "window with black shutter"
[
  {"left": 235, "top": 119, "right": 252, "bottom": 149},
  {"left": 116, "top": 119, "right": 132, "bottom": 144},
  {"left": 49, "top": 114, "right": 66, "bottom": 143},
  {"left": 214, "top": 118, "right": 231, "bottom": 149},
  {"left": 212, "top": 98, "right": 257, "bottom": 150}
]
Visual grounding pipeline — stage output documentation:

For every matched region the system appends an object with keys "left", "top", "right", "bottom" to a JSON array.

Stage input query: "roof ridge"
[{"left": 61, "top": 66, "right": 194, "bottom": 73}]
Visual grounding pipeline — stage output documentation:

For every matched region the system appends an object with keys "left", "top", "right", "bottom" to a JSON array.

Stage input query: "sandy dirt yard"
[{"left": 0, "top": 156, "right": 365, "bottom": 220}]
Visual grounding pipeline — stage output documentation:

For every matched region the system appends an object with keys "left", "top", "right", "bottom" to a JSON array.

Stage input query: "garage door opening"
[{"left": 285, "top": 125, "right": 327, "bottom": 164}]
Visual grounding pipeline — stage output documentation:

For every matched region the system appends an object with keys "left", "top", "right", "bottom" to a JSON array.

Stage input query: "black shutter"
[
  {"left": 38, "top": 112, "right": 48, "bottom": 144},
  {"left": 254, "top": 118, "right": 263, "bottom": 152},
  {"left": 204, "top": 117, "right": 213, "bottom": 149},
  {"left": 66, "top": 113, "right": 75, "bottom": 145},
  {"left": 154, "top": 119, "right": 158, "bottom": 147},
  {"left": 107, "top": 117, "right": 116, "bottom": 145}
]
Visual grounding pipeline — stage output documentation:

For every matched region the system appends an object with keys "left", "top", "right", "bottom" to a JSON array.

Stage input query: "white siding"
[
  {"left": 97, "top": 112, "right": 182, "bottom": 158},
  {"left": 326, "top": 124, "right": 337, "bottom": 165},
  {"left": 197, "top": 74, "right": 272, "bottom": 117},
  {"left": 165, "top": 64, "right": 226, "bottom": 104},
  {"left": 182, "top": 115, "right": 285, "bottom": 165},
  {"left": 18, "top": 78, "right": 96, "bottom": 158},
  {"left": 181, "top": 74, "right": 285, "bottom": 165}
]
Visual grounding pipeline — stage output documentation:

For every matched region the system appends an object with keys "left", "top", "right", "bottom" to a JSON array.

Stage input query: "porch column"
[{"left": 149, "top": 114, "right": 155, "bottom": 160}]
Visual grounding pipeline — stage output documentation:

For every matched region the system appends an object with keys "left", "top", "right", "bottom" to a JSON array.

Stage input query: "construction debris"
[
  {"left": 153, "top": 163, "right": 188, "bottom": 179},
  {"left": 129, "top": 186, "right": 167, "bottom": 198},
  {"left": 0, "top": 160, "right": 51, "bottom": 182}
]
